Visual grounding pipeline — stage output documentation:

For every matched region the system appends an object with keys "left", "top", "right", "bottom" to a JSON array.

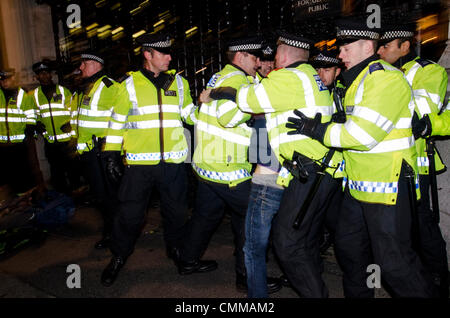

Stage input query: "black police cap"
[
  {"left": 32, "top": 61, "right": 51, "bottom": 74},
  {"left": 80, "top": 50, "right": 105, "bottom": 65},
  {"left": 137, "top": 33, "right": 172, "bottom": 55},
  {"left": 310, "top": 48, "right": 341, "bottom": 69},
  {"left": 336, "top": 17, "right": 381, "bottom": 46},
  {"left": 379, "top": 23, "right": 415, "bottom": 44},
  {"left": 227, "top": 35, "right": 263, "bottom": 55},
  {"left": 0, "top": 69, "right": 14, "bottom": 80},
  {"left": 276, "top": 30, "right": 314, "bottom": 51}
]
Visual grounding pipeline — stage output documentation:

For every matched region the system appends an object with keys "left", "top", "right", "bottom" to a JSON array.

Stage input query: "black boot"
[
  {"left": 177, "top": 259, "right": 218, "bottom": 275},
  {"left": 101, "top": 256, "right": 125, "bottom": 287}
]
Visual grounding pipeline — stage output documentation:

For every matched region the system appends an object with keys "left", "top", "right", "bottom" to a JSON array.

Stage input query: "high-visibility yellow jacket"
[
  {"left": 104, "top": 69, "right": 197, "bottom": 165},
  {"left": 0, "top": 87, "right": 35, "bottom": 143},
  {"left": 234, "top": 62, "right": 342, "bottom": 187},
  {"left": 70, "top": 75, "right": 120, "bottom": 154},
  {"left": 429, "top": 109, "right": 450, "bottom": 136},
  {"left": 402, "top": 57, "right": 447, "bottom": 174},
  {"left": 193, "top": 64, "right": 254, "bottom": 187},
  {"left": 323, "top": 60, "right": 419, "bottom": 205},
  {"left": 31, "top": 85, "right": 73, "bottom": 143}
]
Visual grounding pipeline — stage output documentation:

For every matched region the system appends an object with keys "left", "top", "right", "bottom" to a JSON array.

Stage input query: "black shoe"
[
  {"left": 94, "top": 237, "right": 111, "bottom": 250},
  {"left": 235, "top": 273, "right": 283, "bottom": 294},
  {"left": 101, "top": 256, "right": 125, "bottom": 287},
  {"left": 178, "top": 259, "right": 218, "bottom": 275}
]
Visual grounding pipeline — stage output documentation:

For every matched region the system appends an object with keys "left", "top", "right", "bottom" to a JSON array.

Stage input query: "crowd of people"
[{"left": 0, "top": 14, "right": 449, "bottom": 298}]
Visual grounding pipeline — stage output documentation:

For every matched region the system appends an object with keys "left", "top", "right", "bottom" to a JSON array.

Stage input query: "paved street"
[{"left": 0, "top": 198, "right": 392, "bottom": 299}]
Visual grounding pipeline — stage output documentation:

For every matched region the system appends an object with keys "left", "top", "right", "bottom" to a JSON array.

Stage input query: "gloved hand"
[
  {"left": 36, "top": 122, "right": 47, "bottom": 134},
  {"left": 60, "top": 122, "right": 72, "bottom": 133},
  {"left": 331, "top": 111, "right": 346, "bottom": 123},
  {"left": 286, "top": 110, "right": 329, "bottom": 142},
  {"left": 24, "top": 124, "right": 36, "bottom": 137},
  {"left": 412, "top": 114, "right": 432, "bottom": 139},
  {"left": 101, "top": 151, "right": 124, "bottom": 184}
]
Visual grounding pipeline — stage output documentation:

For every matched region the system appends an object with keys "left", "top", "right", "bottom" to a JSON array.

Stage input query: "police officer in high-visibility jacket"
[
  {"left": 31, "top": 61, "right": 80, "bottom": 193},
  {"left": 378, "top": 23, "right": 449, "bottom": 298},
  {"left": 69, "top": 51, "right": 122, "bottom": 251},
  {"left": 287, "top": 19, "right": 438, "bottom": 297},
  {"left": 310, "top": 48, "right": 345, "bottom": 253},
  {"left": 0, "top": 69, "right": 38, "bottom": 193},
  {"left": 177, "top": 36, "right": 282, "bottom": 294},
  {"left": 100, "top": 33, "right": 198, "bottom": 287},
  {"left": 202, "top": 31, "right": 343, "bottom": 298}
]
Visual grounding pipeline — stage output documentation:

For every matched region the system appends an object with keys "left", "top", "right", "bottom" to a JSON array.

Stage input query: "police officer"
[
  {"left": 287, "top": 18, "right": 438, "bottom": 297},
  {"left": 414, "top": 105, "right": 450, "bottom": 136},
  {"left": 310, "top": 48, "right": 342, "bottom": 89},
  {"left": 202, "top": 30, "right": 342, "bottom": 297},
  {"left": 31, "top": 61, "right": 80, "bottom": 193},
  {"left": 70, "top": 51, "right": 122, "bottom": 251},
  {"left": 378, "top": 23, "right": 449, "bottom": 298},
  {"left": 179, "top": 35, "right": 282, "bottom": 294},
  {"left": 310, "top": 47, "right": 345, "bottom": 253},
  {"left": 100, "top": 33, "right": 197, "bottom": 287},
  {"left": 0, "top": 69, "right": 38, "bottom": 193}
]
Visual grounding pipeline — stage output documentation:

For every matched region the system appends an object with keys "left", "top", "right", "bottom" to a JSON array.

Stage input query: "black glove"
[
  {"left": 331, "top": 111, "right": 346, "bottom": 123},
  {"left": 60, "top": 122, "right": 72, "bottom": 133},
  {"left": 101, "top": 151, "right": 124, "bottom": 184},
  {"left": 210, "top": 87, "right": 237, "bottom": 102},
  {"left": 412, "top": 113, "right": 432, "bottom": 139},
  {"left": 24, "top": 124, "right": 36, "bottom": 137},
  {"left": 36, "top": 122, "right": 47, "bottom": 134},
  {"left": 286, "top": 110, "right": 329, "bottom": 142}
]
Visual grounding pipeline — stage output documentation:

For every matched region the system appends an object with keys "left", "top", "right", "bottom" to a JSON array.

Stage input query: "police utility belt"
[{"left": 282, "top": 151, "right": 319, "bottom": 181}]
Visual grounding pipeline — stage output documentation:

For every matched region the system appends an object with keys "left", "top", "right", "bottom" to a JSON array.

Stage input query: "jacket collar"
[{"left": 342, "top": 54, "right": 379, "bottom": 87}]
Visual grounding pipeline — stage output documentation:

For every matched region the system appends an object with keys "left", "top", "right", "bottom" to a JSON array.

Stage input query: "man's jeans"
[{"left": 243, "top": 182, "right": 284, "bottom": 298}]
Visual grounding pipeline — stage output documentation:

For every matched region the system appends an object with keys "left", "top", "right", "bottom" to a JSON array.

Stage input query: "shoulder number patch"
[
  {"left": 313, "top": 74, "right": 328, "bottom": 91},
  {"left": 206, "top": 74, "right": 221, "bottom": 88}
]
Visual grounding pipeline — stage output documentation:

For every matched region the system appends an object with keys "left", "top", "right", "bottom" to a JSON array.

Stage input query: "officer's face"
[
  {"left": 238, "top": 52, "right": 259, "bottom": 77},
  {"left": 258, "top": 60, "right": 274, "bottom": 77},
  {"left": 147, "top": 49, "right": 172, "bottom": 74},
  {"left": 0, "top": 77, "right": 13, "bottom": 89},
  {"left": 79, "top": 60, "right": 103, "bottom": 78},
  {"left": 316, "top": 66, "right": 340, "bottom": 87},
  {"left": 338, "top": 40, "right": 371, "bottom": 70},
  {"left": 35, "top": 70, "right": 53, "bottom": 86},
  {"left": 377, "top": 39, "right": 405, "bottom": 64}
]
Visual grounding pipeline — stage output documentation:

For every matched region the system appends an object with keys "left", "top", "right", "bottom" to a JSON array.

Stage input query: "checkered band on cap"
[
  {"left": 380, "top": 30, "right": 415, "bottom": 40},
  {"left": 337, "top": 29, "right": 380, "bottom": 40},
  {"left": 278, "top": 36, "right": 310, "bottom": 50},
  {"left": 314, "top": 53, "right": 340, "bottom": 65},
  {"left": 81, "top": 54, "right": 104, "bottom": 64},
  {"left": 142, "top": 38, "right": 171, "bottom": 48},
  {"left": 228, "top": 43, "right": 262, "bottom": 52}
]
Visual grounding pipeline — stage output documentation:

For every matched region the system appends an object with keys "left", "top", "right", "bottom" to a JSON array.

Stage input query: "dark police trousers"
[
  {"left": 335, "top": 165, "right": 438, "bottom": 298},
  {"left": 80, "top": 146, "right": 119, "bottom": 238},
  {"left": 272, "top": 164, "right": 340, "bottom": 298},
  {"left": 417, "top": 174, "right": 449, "bottom": 295},
  {"left": 111, "top": 162, "right": 188, "bottom": 259},
  {"left": 180, "top": 178, "right": 251, "bottom": 275},
  {"left": 45, "top": 140, "right": 81, "bottom": 193}
]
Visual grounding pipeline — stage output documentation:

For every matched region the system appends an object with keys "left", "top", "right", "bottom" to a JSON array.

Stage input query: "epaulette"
[
  {"left": 369, "top": 62, "right": 384, "bottom": 74},
  {"left": 102, "top": 77, "right": 114, "bottom": 87},
  {"left": 415, "top": 58, "right": 433, "bottom": 68}
]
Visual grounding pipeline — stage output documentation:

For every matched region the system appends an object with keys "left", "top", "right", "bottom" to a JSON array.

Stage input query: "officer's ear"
[
  {"left": 334, "top": 67, "right": 341, "bottom": 79},
  {"left": 400, "top": 40, "right": 411, "bottom": 55},
  {"left": 143, "top": 50, "right": 153, "bottom": 62}
]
